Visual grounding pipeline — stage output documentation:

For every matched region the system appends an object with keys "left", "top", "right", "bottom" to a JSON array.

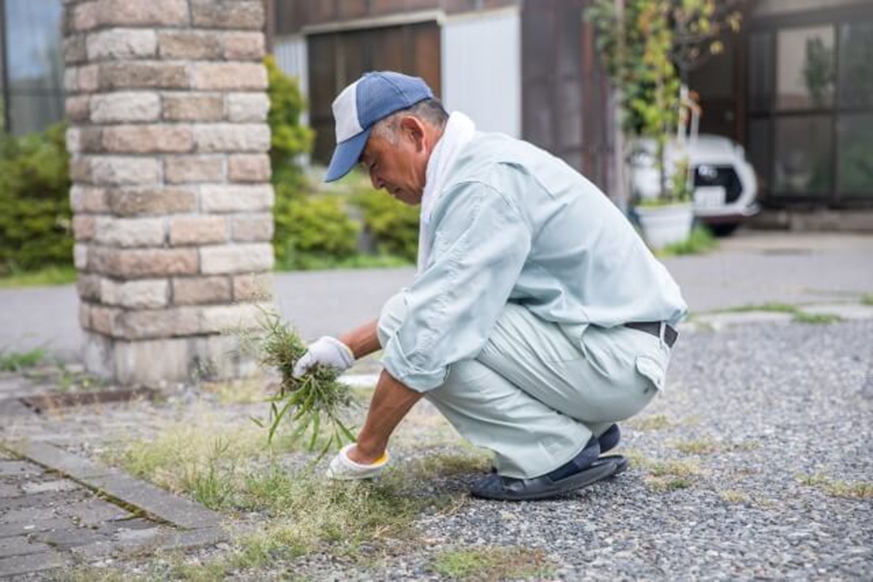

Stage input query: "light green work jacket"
[{"left": 381, "top": 132, "right": 687, "bottom": 392}]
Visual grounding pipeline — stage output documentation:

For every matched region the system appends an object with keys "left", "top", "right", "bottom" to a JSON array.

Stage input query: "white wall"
[
  {"left": 273, "top": 34, "right": 309, "bottom": 125},
  {"left": 441, "top": 8, "right": 521, "bottom": 138}
]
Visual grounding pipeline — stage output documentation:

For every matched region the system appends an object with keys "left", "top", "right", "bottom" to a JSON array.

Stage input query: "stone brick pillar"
[{"left": 63, "top": 0, "right": 275, "bottom": 386}]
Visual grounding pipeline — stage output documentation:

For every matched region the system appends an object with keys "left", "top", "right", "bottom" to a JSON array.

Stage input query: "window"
[
  {"left": 2, "top": 0, "right": 65, "bottom": 135},
  {"left": 747, "top": 6, "right": 873, "bottom": 201}
]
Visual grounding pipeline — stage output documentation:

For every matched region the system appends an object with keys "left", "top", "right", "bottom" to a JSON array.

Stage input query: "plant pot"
[{"left": 634, "top": 202, "right": 694, "bottom": 250}]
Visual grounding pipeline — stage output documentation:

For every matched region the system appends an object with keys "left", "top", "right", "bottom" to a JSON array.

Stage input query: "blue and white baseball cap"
[{"left": 325, "top": 71, "right": 434, "bottom": 182}]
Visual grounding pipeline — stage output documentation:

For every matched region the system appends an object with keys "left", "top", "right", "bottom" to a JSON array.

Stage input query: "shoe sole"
[{"left": 471, "top": 457, "right": 621, "bottom": 502}]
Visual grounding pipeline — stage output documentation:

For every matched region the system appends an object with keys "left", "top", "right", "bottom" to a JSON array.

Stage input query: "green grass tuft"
[
  {"left": 645, "top": 476, "right": 694, "bottom": 492},
  {"left": 861, "top": 293, "right": 873, "bottom": 306},
  {"left": 431, "top": 546, "right": 555, "bottom": 581},
  {"left": 674, "top": 439, "right": 719, "bottom": 455},
  {"left": 0, "top": 348, "right": 47, "bottom": 372},
  {"left": 720, "top": 489, "right": 752, "bottom": 504},
  {"left": 628, "top": 414, "right": 673, "bottom": 431},
  {"left": 797, "top": 473, "right": 873, "bottom": 500},
  {"left": 657, "top": 226, "right": 718, "bottom": 257},
  {"left": 792, "top": 311, "right": 842, "bottom": 325}
]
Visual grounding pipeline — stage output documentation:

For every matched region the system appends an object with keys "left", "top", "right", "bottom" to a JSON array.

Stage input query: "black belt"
[{"left": 624, "top": 321, "right": 678, "bottom": 348}]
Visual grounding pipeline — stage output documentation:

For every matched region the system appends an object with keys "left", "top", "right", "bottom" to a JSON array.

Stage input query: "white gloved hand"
[
  {"left": 326, "top": 444, "right": 391, "bottom": 481},
  {"left": 292, "top": 336, "right": 355, "bottom": 378}
]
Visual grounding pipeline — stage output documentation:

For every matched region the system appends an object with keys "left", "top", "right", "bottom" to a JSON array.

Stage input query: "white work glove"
[
  {"left": 292, "top": 336, "right": 355, "bottom": 378},
  {"left": 326, "top": 444, "right": 391, "bottom": 480}
]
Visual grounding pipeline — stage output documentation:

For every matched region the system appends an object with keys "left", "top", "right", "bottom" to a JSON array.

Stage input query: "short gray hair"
[{"left": 371, "top": 98, "right": 449, "bottom": 143}]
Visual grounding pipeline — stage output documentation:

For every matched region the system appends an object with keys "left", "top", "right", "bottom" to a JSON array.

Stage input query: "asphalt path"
[{"left": 1, "top": 231, "right": 871, "bottom": 361}]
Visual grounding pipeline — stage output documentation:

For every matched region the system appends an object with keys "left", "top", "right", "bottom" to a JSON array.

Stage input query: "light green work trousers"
[{"left": 378, "top": 294, "right": 673, "bottom": 479}]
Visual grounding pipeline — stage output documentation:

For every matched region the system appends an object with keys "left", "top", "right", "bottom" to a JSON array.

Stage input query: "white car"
[{"left": 630, "top": 134, "right": 759, "bottom": 236}]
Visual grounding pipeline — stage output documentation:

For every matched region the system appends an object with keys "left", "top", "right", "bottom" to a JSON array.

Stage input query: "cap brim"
[{"left": 325, "top": 127, "right": 372, "bottom": 182}]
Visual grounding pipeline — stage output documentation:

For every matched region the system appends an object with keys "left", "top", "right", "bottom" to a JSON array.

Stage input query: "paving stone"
[
  {"left": 70, "top": 528, "right": 168, "bottom": 561},
  {"left": 803, "top": 303, "right": 873, "bottom": 320},
  {"left": 88, "top": 474, "right": 221, "bottom": 530},
  {"left": 0, "top": 398, "right": 33, "bottom": 416},
  {"left": 20, "top": 479, "right": 81, "bottom": 495},
  {"left": 0, "top": 518, "right": 75, "bottom": 539},
  {"left": 58, "top": 498, "right": 133, "bottom": 526},
  {"left": 0, "top": 491, "right": 87, "bottom": 511},
  {"left": 0, "top": 535, "right": 52, "bottom": 558},
  {"left": 157, "top": 526, "right": 227, "bottom": 552},
  {"left": 1, "top": 507, "right": 57, "bottom": 524},
  {"left": 33, "top": 526, "right": 108, "bottom": 550},
  {"left": 6, "top": 441, "right": 115, "bottom": 480},
  {"left": 0, "top": 461, "right": 43, "bottom": 478},
  {"left": 0, "top": 378, "right": 32, "bottom": 397},
  {"left": 0, "top": 550, "right": 69, "bottom": 578},
  {"left": 0, "top": 483, "right": 20, "bottom": 498},
  {"left": 695, "top": 311, "right": 794, "bottom": 329}
]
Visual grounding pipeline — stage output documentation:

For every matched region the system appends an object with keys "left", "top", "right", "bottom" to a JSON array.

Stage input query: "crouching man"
[{"left": 294, "top": 72, "right": 687, "bottom": 501}]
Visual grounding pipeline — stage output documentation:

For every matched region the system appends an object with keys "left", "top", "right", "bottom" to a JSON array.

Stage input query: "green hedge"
[
  {"left": 273, "top": 183, "right": 360, "bottom": 270},
  {"left": 353, "top": 186, "right": 420, "bottom": 263},
  {"left": 0, "top": 123, "right": 72, "bottom": 275}
]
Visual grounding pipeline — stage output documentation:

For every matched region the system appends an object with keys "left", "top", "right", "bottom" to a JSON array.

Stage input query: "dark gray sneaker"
[{"left": 471, "top": 436, "right": 622, "bottom": 501}]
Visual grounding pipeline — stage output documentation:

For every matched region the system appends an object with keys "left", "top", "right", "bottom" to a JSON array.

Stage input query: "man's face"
[{"left": 358, "top": 117, "right": 429, "bottom": 206}]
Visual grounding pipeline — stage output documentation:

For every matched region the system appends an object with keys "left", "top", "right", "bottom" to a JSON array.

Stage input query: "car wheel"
[{"left": 707, "top": 223, "right": 741, "bottom": 237}]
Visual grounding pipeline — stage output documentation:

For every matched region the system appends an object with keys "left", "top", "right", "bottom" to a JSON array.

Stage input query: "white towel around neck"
[{"left": 417, "top": 111, "right": 477, "bottom": 272}]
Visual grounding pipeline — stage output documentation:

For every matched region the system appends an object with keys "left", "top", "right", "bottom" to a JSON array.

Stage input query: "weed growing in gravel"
[
  {"left": 797, "top": 474, "right": 873, "bottom": 500},
  {"left": 645, "top": 476, "right": 693, "bottom": 491},
  {"left": 719, "top": 489, "right": 752, "bottom": 504},
  {"left": 431, "top": 546, "right": 555, "bottom": 581},
  {"left": 625, "top": 450, "right": 702, "bottom": 492},
  {"left": 674, "top": 439, "right": 719, "bottom": 455},
  {"left": 628, "top": 414, "right": 673, "bottom": 431},
  {"left": 104, "top": 411, "right": 492, "bottom": 578},
  {"left": 0, "top": 348, "right": 46, "bottom": 371}
]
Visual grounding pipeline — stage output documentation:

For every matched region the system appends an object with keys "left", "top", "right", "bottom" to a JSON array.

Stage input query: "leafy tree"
[{"left": 587, "top": 0, "right": 743, "bottom": 201}]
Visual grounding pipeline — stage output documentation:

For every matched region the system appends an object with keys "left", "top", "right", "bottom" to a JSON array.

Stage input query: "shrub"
[
  {"left": 273, "top": 188, "right": 360, "bottom": 270},
  {"left": 0, "top": 122, "right": 72, "bottom": 274},
  {"left": 354, "top": 187, "right": 420, "bottom": 262}
]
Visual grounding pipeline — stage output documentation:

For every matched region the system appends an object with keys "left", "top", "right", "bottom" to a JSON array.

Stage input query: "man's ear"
[{"left": 399, "top": 116, "right": 426, "bottom": 152}]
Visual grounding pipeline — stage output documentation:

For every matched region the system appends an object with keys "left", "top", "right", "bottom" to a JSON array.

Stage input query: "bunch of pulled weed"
[{"left": 239, "top": 308, "right": 357, "bottom": 457}]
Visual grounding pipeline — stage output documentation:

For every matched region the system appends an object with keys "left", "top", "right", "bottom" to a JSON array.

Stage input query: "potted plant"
[{"left": 588, "top": 0, "right": 743, "bottom": 249}]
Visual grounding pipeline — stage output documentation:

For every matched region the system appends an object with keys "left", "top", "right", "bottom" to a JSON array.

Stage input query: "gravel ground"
[{"left": 4, "top": 319, "right": 872, "bottom": 581}]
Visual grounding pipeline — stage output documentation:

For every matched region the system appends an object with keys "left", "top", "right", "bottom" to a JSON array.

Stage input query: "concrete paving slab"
[
  {"left": 0, "top": 535, "right": 52, "bottom": 558},
  {"left": 87, "top": 473, "right": 222, "bottom": 530},
  {"left": 0, "top": 550, "right": 69, "bottom": 578},
  {"left": 802, "top": 303, "right": 873, "bottom": 320},
  {"left": 0, "top": 518, "right": 75, "bottom": 539},
  {"left": 7, "top": 440, "right": 116, "bottom": 480}
]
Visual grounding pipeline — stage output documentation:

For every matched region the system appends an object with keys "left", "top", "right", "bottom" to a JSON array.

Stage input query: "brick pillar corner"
[{"left": 63, "top": 0, "right": 275, "bottom": 386}]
